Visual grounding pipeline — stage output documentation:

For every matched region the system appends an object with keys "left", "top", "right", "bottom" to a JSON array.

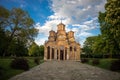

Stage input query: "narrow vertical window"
[
  {"left": 70, "top": 46, "right": 72, "bottom": 51},
  {"left": 74, "top": 46, "right": 76, "bottom": 51}
]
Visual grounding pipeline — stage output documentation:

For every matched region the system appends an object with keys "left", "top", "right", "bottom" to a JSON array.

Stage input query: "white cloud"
[
  {"left": 79, "top": 32, "right": 93, "bottom": 37},
  {"left": 35, "top": 0, "right": 106, "bottom": 46},
  {"left": 50, "top": 0, "right": 106, "bottom": 24},
  {"left": 35, "top": 37, "right": 47, "bottom": 46}
]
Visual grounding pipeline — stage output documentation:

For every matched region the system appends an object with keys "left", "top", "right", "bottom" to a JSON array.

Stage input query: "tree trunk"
[
  {"left": 2, "top": 29, "right": 16, "bottom": 56},
  {"left": 109, "top": 53, "right": 112, "bottom": 58}
]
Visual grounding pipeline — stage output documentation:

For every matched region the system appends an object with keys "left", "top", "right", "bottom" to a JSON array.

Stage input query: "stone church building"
[{"left": 44, "top": 23, "right": 81, "bottom": 61}]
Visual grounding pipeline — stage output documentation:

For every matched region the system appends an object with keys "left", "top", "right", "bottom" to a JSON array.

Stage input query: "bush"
[
  {"left": 110, "top": 59, "right": 120, "bottom": 71},
  {"left": 34, "top": 57, "right": 40, "bottom": 65},
  {"left": 0, "top": 66, "right": 4, "bottom": 78},
  {"left": 81, "top": 58, "right": 89, "bottom": 63},
  {"left": 92, "top": 59, "right": 100, "bottom": 65},
  {"left": 10, "top": 58, "right": 29, "bottom": 71}
]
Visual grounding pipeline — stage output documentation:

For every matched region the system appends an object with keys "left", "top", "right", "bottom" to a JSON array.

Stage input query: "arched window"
[{"left": 74, "top": 46, "right": 76, "bottom": 51}]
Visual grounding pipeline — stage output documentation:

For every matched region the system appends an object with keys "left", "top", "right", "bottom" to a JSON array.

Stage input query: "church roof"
[{"left": 57, "top": 22, "right": 65, "bottom": 26}]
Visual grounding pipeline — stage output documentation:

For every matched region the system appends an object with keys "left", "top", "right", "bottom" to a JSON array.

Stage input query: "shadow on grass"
[
  {"left": 0, "top": 57, "right": 44, "bottom": 80},
  {"left": 81, "top": 58, "right": 120, "bottom": 73}
]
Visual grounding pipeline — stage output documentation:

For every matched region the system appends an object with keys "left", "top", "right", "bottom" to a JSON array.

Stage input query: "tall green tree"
[
  {"left": 0, "top": 6, "right": 9, "bottom": 56},
  {"left": 98, "top": 0, "right": 120, "bottom": 57},
  {"left": 0, "top": 27, "right": 7, "bottom": 56},
  {"left": 0, "top": 7, "right": 38, "bottom": 56}
]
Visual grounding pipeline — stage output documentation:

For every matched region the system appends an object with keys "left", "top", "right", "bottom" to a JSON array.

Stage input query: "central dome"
[{"left": 57, "top": 22, "right": 65, "bottom": 31}]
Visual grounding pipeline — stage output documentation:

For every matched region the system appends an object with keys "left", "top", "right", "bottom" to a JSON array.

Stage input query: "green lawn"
[
  {"left": 86, "top": 58, "right": 119, "bottom": 72},
  {"left": 0, "top": 57, "right": 43, "bottom": 80}
]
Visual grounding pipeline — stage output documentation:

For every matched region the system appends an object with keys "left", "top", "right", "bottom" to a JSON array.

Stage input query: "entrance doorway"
[
  {"left": 60, "top": 50, "right": 64, "bottom": 60},
  {"left": 65, "top": 48, "right": 67, "bottom": 60},
  {"left": 57, "top": 50, "right": 58, "bottom": 60},
  {"left": 47, "top": 46, "right": 50, "bottom": 59},
  {"left": 52, "top": 48, "right": 54, "bottom": 59}
]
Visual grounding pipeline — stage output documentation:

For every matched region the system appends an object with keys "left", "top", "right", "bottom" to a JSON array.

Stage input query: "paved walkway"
[{"left": 9, "top": 61, "right": 120, "bottom": 80}]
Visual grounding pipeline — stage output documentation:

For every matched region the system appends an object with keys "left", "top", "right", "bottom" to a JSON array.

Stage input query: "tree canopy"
[
  {"left": 0, "top": 6, "right": 38, "bottom": 56},
  {"left": 99, "top": 0, "right": 120, "bottom": 57},
  {"left": 83, "top": 0, "right": 120, "bottom": 58},
  {"left": 28, "top": 42, "right": 44, "bottom": 57}
]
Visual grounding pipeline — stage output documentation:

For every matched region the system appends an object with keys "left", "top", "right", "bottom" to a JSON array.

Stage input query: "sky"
[{"left": 0, "top": 0, "right": 106, "bottom": 47}]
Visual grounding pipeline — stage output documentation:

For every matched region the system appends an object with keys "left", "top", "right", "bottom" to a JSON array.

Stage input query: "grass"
[
  {"left": 0, "top": 57, "right": 43, "bottom": 80},
  {"left": 97, "top": 59, "right": 113, "bottom": 69},
  {"left": 86, "top": 58, "right": 119, "bottom": 72}
]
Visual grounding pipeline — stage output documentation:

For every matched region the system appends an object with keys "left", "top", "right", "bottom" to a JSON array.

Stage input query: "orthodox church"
[{"left": 44, "top": 23, "right": 81, "bottom": 61}]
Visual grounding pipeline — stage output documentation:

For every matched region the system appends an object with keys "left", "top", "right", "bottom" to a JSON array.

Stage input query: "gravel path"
[{"left": 9, "top": 61, "right": 120, "bottom": 80}]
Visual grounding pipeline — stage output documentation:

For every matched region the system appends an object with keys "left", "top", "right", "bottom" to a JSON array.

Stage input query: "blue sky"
[{"left": 0, "top": 0, "right": 106, "bottom": 47}]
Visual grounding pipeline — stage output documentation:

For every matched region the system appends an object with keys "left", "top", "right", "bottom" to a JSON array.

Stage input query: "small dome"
[
  {"left": 49, "top": 30, "right": 55, "bottom": 33},
  {"left": 57, "top": 22, "right": 65, "bottom": 31},
  {"left": 68, "top": 31, "right": 74, "bottom": 34}
]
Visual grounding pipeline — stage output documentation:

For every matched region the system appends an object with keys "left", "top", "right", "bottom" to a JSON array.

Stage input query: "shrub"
[
  {"left": 81, "top": 58, "right": 89, "bottom": 63},
  {"left": 92, "top": 59, "right": 100, "bottom": 65},
  {"left": 0, "top": 66, "right": 4, "bottom": 78},
  {"left": 110, "top": 59, "right": 120, "bottom": 71},
  {"left": 34, "top": 57, "right": 40, "bottom": 65},
  {"left": 10, "top": 58, "right": 29, "bottom": 71}
]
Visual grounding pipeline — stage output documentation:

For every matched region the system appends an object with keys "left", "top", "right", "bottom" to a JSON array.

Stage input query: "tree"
[
  {"left": 0, "top": 7, "right": 38, "bottom": 56},
  {"left": 0, "top": 6, "right": 9, "bottom": 56},
  {"left": 91, "top": 35, "right": 110, "bottom": 58},
  {"left": 0, "top": 28, "right": 7, "bottom": 56},
  {"left": 105, "top": 0, "right": 120, "bottom": 45},
  {"left": 98, "top": 0, "right": 120, "bottom": 57},
  {"left": 83, "top": 36, "right": 107, "bottom": 58},
  {"left": 28, "top": 42, "right": 40, "bottom": 56},
  {"left": 83, "top": 0, "right": 120, "bottom": 58},
  {"left": 8, "top": 39, "right": 28, "bottom": 56},
  {"left": 39, "top": 45, "right": 44, "bottom": 57},
  {"left": 83, "top": 36, "right": 98, "bottom": 57},
  {"left": 0, "top": 6, "right": 9, "bottom": 28}
]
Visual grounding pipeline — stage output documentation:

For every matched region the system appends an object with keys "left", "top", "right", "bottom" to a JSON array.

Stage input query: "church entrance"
[
  {"left": 60, "top": 50, "right": 64, "bottom": 60},
  {"left": 52, "top": 48, "right": 54, "bottom": 59},
  {"left": 47, "top": 46, "right": 50, "bottom": 59}
]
